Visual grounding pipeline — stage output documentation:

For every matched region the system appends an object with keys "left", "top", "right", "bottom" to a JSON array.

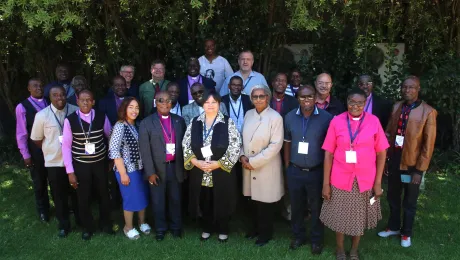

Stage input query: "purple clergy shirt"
[
  {"left": 159, "top": 113, "right": 176, "bottom": 162},
  {"left": 62, "top": 109, "right": 112, "bottom": 173},
  {"left": 15, "top": 96, "right": 48, "bottom": 159},
  {"left": 364, "top": 93, "right": 373, "bottom": 114},
  {"left": 187, "top": 75, "right": 203, "bottom": 103},
  {"left": 114, "top": 94, "right": 124, "bottom": 110}
]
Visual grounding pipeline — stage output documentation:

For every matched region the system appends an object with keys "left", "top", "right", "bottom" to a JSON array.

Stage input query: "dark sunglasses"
[
  {"left": 157, "top": 98, "right": 172, "bottom": 104},
  {"left": 251, "top": 94, "right": 267, "bottom": 100},
  {"left": 191, "top": 90, "right": 204, "bottom": 96}
]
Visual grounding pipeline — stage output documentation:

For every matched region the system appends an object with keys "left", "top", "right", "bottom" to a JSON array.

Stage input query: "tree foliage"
[{"left": 1, "top": 0, "right": 460, "bottom": 149}]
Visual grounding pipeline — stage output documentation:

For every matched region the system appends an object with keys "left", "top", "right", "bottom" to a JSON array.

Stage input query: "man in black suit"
[
  {"left": 221, "top": 76, "right": 254, "bottom": 133},
  {"left": 139, "top": 91, "right": 186, "bottom": 241},
  {"left": 270, "top": 72, "right": 298, "bottom": 118},
  {"left": 98, "top": 76, "right": 129, "bottom": 126},
  {"left": 178, "top": 57, "right": 216, "bottom": 107},
  {"left": 358, "top": 74, "right": 393, "bottom": 129}
]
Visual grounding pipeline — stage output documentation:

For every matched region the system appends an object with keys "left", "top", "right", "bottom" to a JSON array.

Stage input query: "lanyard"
[
  {"left": 301, "top": 116, "right": 310, "bottom": 141},
  {"left": 77, "top": 110, "right": 93, "bottom": 143},
  {"left": 364, "top": 96, "right": 373, "bottom": 112},
  {"left": 203, "top": 116, "right": 217, "bottom": 142},
  {"left": 159, "top": 116, "right": 173, "bottom": 143},
  {"left": 242, "top": 76, "right": 253, "bottom": 91},
  {"left": 173, "top": 104, "right": 180, "bottom": 115},
  {"left": 29, "top": 97, "right": 47, "bottom": 111},
  {"left": 399, "top": 102, "right": 416, "bottom": 136},
  {"left": 50, "top": 105, "right": 68, "bottom": 134},
  {"left": 229, "top": 97, "right": 242, "bottom": 120},
  {"left": 346, "top": 113, "right": 365, "bottom": 148}
]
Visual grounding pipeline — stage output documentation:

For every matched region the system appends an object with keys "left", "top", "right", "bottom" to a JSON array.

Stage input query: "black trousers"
[
  {"left": 247, "top": 199, "right": 277, "bottom": 241},
  {"left": 47, "top": 167, "right": 79, "bottom": 230},
  {"left": 200, "top": 187, "right": 229, "bottom": 235},
  {"left": 29, "top": 149, "right": 50, "bottom": 215},
  {"left": 387, "top": 169, "right": 421, "bottom": 237},
  {"left": 74, "top": 160, "right": 111, "bottom": 233}
]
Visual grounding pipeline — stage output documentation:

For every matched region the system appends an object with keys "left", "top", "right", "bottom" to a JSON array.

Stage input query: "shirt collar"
[
  {"left": 316, "top": 94, "right": 330, "bottom": 104},
  {"left": 197, "top": 111, "right": 225, "bottom": 125},
  {"left": 237, "top": 70, "right": 255, "bottom": 78},
  {"left": 150, "top": 79, "right": 163, "bottom": 84},
  {"left": 78, "top": 109, "right": 94, "bottom": 117},
  {"left": 230, "top": 95, "right": 242, "bottom": 104},
  {"left": 347, "top": 111, "right": 365, "bottom": 121},
  {"left": 50, "top": 103, "right": 66, "bottom": 113},
  {"left": 296, "top": 105, "right": 319, "bottom": 116},
  {"left": 30, "top": 96, "right": 44, "bottom": 102},
  {"left": 367, "top": 93, "right": 373, "bottom": 101}
]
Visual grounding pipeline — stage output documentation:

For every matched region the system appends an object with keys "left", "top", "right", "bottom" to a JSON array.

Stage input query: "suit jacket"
[
  {"left": 138, "top": 113, "right": 186, "bottom": 182},
  {"left": 182, "top": 101, "right": 228, "bottom": 126},
  {"left": 67, "top": 94, "right": 78, "bottom": 106},
  {"left": 241, "top": 107, "right": 284, "bottom": 203},
  {"left": 371, "top": 94, "right": 393, "bottom": 129},
  {"left": 97, "top": 94, "right": 126, "bottom": 126},
  {"left": 177, "top": 76, "right": 216, "bottom": 107},
  {"left": 325, "top": 95, "right": 346, "bottom": 116},
  {"left": 221, "top": 94, "right": 254, "bottom": 117},
  {"left": 270, "top": 94, "right": 298, "bottom": 118},
  {"left": 386, "top": 100, "right": 437, "bottom": 172}
]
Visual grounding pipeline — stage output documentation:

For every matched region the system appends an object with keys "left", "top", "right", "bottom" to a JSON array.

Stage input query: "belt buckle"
[{"left": 302, "top": 168, "right": 310, "bottom": 172}]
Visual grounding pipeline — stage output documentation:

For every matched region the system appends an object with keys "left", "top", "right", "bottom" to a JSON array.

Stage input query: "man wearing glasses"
[
  {"left": 221, "top": 76, "right": 253, "bottom": 133},
  {"left": 357, "top": 74, "right": 393, "bottom": 129},
  {"left": 139, "top": 60, "right": 170, "bottom": 118},
  {"left": 181, "top": 83, "right": 228, "bottom": 126},
  {"left": 283, "top": 85, "right": 333, "bottom": 254},
  {"left": 118, "top": 65, "right": 139, "bottom": 99},
  {"left": 314, "top": 73, "right": 345, "bottom": 116}
]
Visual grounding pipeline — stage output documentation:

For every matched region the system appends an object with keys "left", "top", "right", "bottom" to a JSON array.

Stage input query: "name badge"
[
  {"left": 345, "top": 150, "right": 357, "bottom": 163},
  {"left": 298, "top": 142, "right": 309, "bottom": 155},
  {"left": 166, "top": 143, "right": 175, "bottom": 155},
  {"left": 153, "top": 99, "right": 156, "bottom": 108},
  {"left": 58, "top": 135, "right": 63, "bottom": 145},
  {"left": 85, "top": 143, "right": 96, "bottom": 155},
  {"left": 395, "top": 135, "right": 404, "bottom": 147},
  {"left": 201, "top": 145, "right": 213, "bottom": 158}
]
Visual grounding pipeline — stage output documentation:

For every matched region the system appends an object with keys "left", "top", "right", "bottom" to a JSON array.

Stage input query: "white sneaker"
[
  {"left": 401, "top": 236, "right": 411, "bottom": 247},
  {"left": 378, "top": 229, "right": 401, "bottom": 238}
]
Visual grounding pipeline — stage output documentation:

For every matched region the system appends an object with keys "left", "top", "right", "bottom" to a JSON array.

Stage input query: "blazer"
[
  {"left": 221, "top": 94, "right": 254, "bottom": 117},
  {"left": 182, "top": 101, "right": 228, "bottom": 126},
  {"left": 97, "top": 94, "right": 122, "bottom": 126},
  {"left": 386, "top": 100, "right": 437, "bottom": 172},
  {"left": 241, "top": 107, "right": 284, "bottom": 203},
  {"left": 177, "top": 76, "right": 216, "bottom": 107},
  {"left": 371, "top": 94, "right": 393, "bottom": 129},
  {"left": 270, "top": 94, "right": 298, "bottom": 118},
  {"left": 325, "top": 95, "right": 346, "bottom": 116},
  {"left": 138, "top": 113, "right": 186, "bottom": 182}
]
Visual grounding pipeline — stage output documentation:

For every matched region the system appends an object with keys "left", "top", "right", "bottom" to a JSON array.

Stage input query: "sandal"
[
  {"left": 336, "top": 251, "right": 346, "bottom": 260},
  {"left": 124, "top": 228, "right": 140, "bottom": 240},
  {"left": 139, "top": 223, "right": 151, "bottom": 235}
]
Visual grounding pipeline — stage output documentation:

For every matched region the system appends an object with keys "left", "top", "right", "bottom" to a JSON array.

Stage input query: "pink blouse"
[{"left": 322, "top": 112, "right": 389, "bottom": 192}]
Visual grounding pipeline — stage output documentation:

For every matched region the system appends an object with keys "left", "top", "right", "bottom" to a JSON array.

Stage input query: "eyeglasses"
[
  {"left": 298, "top": 95, "right": 315, "bottom": 101},
  {"left": 121, "top": 71, "right": 134, "bottom": 74},
  {"left": 347, "top": 101, "right": 365, "bottom": 107},
  {"left": 157, "top": 98, "right": 172, "bottom": 104},
  {"left": 251, "top": 94, "right": 267, "bottom": 100},
  {"left": 191, "top": 90, "right": 204, "bottom": 96},
  {"left": 316, "top": 81, "right": 332, "bottom": 86}
]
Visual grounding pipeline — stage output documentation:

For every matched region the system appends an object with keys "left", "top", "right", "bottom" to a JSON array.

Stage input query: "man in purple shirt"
[
  {"left": 139, "top": 91, "right": 186, "bottom": 241},
  {"left": 357, "top": 75, "right": 393, "bottom": 129},
  {"left": 177, "top": 57, "right": 216, "bottom": 107},
  {"left": 62, "top": 89, "right": 113, "bottom": 240},
  {"left": 98, "top": 75, "right": 129, "bottom": 126},
  {"left": 15, "top": 78, "right": 50, "bottom": 222}
]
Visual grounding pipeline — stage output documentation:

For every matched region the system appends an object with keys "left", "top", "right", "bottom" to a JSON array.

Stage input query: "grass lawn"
[{"left": 1, "top": 161, "right": 459, "bottom": 260}]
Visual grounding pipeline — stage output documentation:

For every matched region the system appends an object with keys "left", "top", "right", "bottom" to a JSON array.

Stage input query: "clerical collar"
[
  {"left": 30, "top": 96, "right": 44, "bottom": 102},
  {"left": 79, "top": 110, "right": 92, "bottom": 117},
  {"left": 348, "top": 112, "right": 363, "bottom": 121},
  {"left": 161, "top": 114, "right": 169, "bottom": 119},
  {"left": 190, "top": 76, "right": 199, "bottom": 80}
]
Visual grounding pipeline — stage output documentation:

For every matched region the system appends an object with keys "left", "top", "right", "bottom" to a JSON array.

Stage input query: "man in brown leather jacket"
[{"left": 377, "top": 76, "right": 437, "bottom": 248}]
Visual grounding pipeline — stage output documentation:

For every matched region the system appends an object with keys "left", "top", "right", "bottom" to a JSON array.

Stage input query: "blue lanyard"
[
  {"left": 364, "top": 96, "right": 373, "bottom": 112},
  {"left": 242, "top": 76, "right": 253, "bottom": 90},
  {"left": 301, "top": 116, "right": 310, "bottom": 141},
  {"left": 50, "top": 105, "right": 68, "bottom": 134},
  {"left": 77, "top": 110, "right": 93, "bottom": 142},
  {"left": 346, "top": 113, "right": 366, "bottom": 148},
  {"left": 229, "top": 97, "right": 242, "bottom": 120},
  {"left": 29, "top": 97, "right": 47, "bottom": 111},
  {"left": 203, "top": 116, "right": 217, "bottom": 142}
]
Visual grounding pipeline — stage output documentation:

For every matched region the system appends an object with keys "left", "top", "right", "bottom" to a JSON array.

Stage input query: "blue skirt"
[{"left": 116, "top": 169, "right": 149, "bottom": 212}]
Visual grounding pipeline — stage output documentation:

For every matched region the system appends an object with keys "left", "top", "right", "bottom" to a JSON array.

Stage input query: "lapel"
[
  {"left": 223, "top": 96, "right": 230, "bottom": 114},
  {"left": 371, "top": 94, "right": 379, "bottom": 115},
  {"left": 246, "top": 109, "right": 263, "bottom": 143},
  {"left": 171, "top": 114, "right": 181, "bottom": 151},
  {"left": 151, "top": 113, "right": 166, "bottom": 146}
]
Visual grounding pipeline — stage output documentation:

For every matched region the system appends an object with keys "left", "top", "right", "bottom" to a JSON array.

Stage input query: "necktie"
[{"left": 155, "top": 83, "right": 160, "bottom": 93}]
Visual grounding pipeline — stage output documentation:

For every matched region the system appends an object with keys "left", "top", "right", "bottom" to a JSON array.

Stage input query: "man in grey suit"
[
  {"left": 139, "top": 91, "right": 186, "bottom": 241},
  {"left": 182, "top": 82, "right": 228, "bottom": 126}
]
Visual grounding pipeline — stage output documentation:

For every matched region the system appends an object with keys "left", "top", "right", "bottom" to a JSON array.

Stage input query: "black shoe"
[
  {"left": 255, "top": 238, "right": 270, "bottom": 247},
  {"left": 289, "top": 239, "right": 306, "bottom": 250},
  {"left": 245, "top": 232, "right": 258, "bottom": 240},
  {"left": 39, "top": 213, "right": 49, "bottom": 223},
  {"left": 156, "top": 231, "right": 166, "bottom": 241},
  {"left": 171, "top": 230, "right": 182, "bottom": 239},
  {"left": 82, "top": 232, "right": 93, "bottom": 241},
  {"left": 58, "top": 229, "right": 69, "bottom": 238},
  {"left": 311, "top": 243, "right": 323, "bottom": 255}
]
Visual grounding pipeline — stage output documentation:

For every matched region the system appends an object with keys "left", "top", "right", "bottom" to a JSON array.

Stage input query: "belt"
[
  {"left": 290, "top": 162, "right": 322, "bottom": 172},
  {"left": 164, "top": 160, "right": 176, "bottom": 164}
]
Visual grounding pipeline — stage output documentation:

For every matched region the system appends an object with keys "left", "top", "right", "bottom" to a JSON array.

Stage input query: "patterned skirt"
[{"left": 320, "top": 178, "right": 381, "bottom": 236}]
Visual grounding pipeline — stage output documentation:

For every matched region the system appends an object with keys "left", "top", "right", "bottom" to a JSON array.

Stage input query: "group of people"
[{"left": 15, "top": 39, "right": 437, "bottom": 260}]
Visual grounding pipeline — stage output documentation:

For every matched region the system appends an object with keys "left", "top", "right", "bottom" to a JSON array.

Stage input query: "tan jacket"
[
  {"left": 241, "top": 107, "right": 284, "bottom": 203},
  {"left": 386, "top": 100, "right": 437, "bottom": 172}
]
